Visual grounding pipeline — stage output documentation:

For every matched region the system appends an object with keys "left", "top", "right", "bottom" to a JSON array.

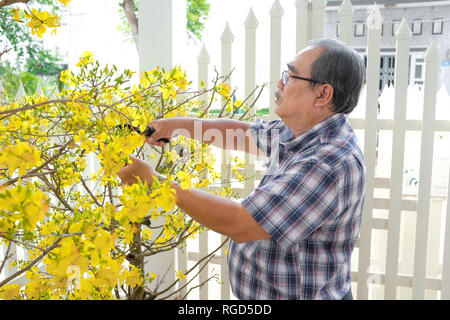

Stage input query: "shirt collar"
[{"left": 281, "top": 113, "right": 346, "bottom": 152}]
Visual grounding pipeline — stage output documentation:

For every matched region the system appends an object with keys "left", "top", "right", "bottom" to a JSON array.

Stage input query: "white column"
[
  {"left": 338, "top": 0, "right": 353, "bottom": 45},
  {"left": 385, "top": 17, "right": 411, "bottom": 300},
  {"left": 138, "top": 0, "right": 187, "bottom": 297},
  {"left": 269, "top": 0, "right": 284, "bottom": 120},
  {"left": 357, "top": 4, "right": 382, "bottom": 300},
  {"left": 412, "top": 41, "right": 440, "bottom": 300},
  {"left": 138, "top": 0, "right": 187, "bottom": 71}
]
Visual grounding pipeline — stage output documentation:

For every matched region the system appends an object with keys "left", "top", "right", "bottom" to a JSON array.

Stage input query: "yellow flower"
[
  {"left": 218, "top": 83, "right": 231, "bottom": 97},
  {"left": 158, "top": 82, "right": 177, "bottom": 100},
  {"left": 176, "top": 171, "right": 192, "bottom": 190},
  {"left": 168, "top": 66, "right": 190, "bottom": 90},
  {"left": 0, "top": 284, "right": 22, "bottom": 300},
  {"left": 120, "top": 265, "right": 143, "bottom": 288},
  {"left": 76, "top": 51, "right": 94, "bottom": 68},
  {"left": 0, "top": 142, "right": 42, "bottom": 176},
  {"left": 13, "top": 9, "right": 21, "bottom": 22},
  {"left": 60, "top": 69, "right": 72, "bottom": 84},
  {"left": 176, "top": 269, "right": 187, "bottom": 280},
  {"left": 24, "top": 9, "right": 59, "bottom": 38},
  {"left": 153, "top": 182, "right": 177, "bottom": 212},
  {"left": 58, "top": 0, "right": 72, "bottom": 5}
]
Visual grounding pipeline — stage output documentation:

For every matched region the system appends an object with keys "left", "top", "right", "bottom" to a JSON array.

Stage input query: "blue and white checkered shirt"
[{"left": 228, "top": 113, "right": 366, "bottom": 300}]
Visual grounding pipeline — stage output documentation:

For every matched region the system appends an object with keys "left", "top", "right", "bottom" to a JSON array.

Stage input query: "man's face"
[{"left": 274, "top": 46, "right": 324, "bottom": 120}]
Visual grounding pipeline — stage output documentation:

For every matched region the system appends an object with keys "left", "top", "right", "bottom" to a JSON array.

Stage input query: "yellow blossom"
[
  {"left": 13, "top": 9, "right": 21, "bottom": 21},
  {"left": 176, "top": 269, "right": 187, "bottom": 280},
  {"left": 218, "top": 83, "right": 231, "bottom": 97},
  {"left": 0, "top": 284, "right": 22, "bottom": 300},
  {"left": 0, "top": 141, "right": 42, "bottom": 176},
  {"left": 76, "top": 51, "right": 94, "bottom": 68}
]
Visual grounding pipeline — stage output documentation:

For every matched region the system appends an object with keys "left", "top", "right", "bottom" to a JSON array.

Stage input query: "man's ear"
[{"left": 314, "top": 84, "right": 334, "bottom": 108}]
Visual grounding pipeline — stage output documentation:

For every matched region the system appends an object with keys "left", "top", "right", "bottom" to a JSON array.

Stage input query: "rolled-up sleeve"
[{"left": 241, "top": 160, "right": 339, "bottom": 249}]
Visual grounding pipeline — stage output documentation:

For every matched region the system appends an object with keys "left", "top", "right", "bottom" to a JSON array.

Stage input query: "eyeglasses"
[{"left": 281, "top": 70, "right": 325, "bottom": 86}]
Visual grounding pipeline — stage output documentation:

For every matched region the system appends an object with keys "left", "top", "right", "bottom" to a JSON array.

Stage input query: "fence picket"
[
  {"left": 4, "top": 243, "right": 18, "bottom": 279},
  {"left": 35, "top": 82, "right": 44, "bottom": 96},
  {"left": 384, "top": 17, "right": 411, "bottom": 300},
  {"left": 220, "top": 22, "right": 234, "bottom": 300},
  {"left": 412, "top": 41, "right": 440, "bottom": 300},
  {"left": 15, "top": 81, "right": 25, "bottom": 100},
  {"left": 197, "top": 44, "right": 211, "bottom": 300},
  {"left": 0, "top": 80, "right": 4, "bottom": 97},
  {"left": 338, "top": 0, "right": 353, "bottom": 45},
  {"left": 442, "top": 164, "right": 450, "bottom": 299},
  {"left": 357, "top": 4, "right": 382, "bottom": 300},
  {"left": 311, "top": 0, "right": 327, "bottom": 39},
  {"left": 269, "top": 0, "right": 283, "bottom": 120},
  {"left": 243, "top": 8, "right": 258, "bottom": 198},
  {"left": 295, "top": 0, "right": 310, "bottom": 52}
]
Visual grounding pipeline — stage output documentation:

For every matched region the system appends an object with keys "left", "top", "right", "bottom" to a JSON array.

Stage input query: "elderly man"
[{"left": 118, "top": 38, "right": 366, "bottom": 300}]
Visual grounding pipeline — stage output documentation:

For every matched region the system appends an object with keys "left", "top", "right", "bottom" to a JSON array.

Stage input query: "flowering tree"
[{"left": 0, "top": 51, "right": 262, "bottom": 299}]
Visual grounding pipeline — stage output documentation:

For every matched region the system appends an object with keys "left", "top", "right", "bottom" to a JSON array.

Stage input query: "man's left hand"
[{"left": 118, "top": 155, "right": 159, "bottom": 186}]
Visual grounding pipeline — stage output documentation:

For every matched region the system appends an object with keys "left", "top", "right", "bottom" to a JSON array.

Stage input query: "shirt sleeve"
[
  {"left": 241, "top": 160, "right": 339, "bottom": 249},
  {"left": 249, "top": 119, "right": 283, "bottom": 158}
]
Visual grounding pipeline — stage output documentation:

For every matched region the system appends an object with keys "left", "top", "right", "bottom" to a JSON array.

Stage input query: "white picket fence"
[
  {"left": 182, "top": 0, "right": 450, "bottom": 300},
  {"left": 2, "top": 0, "right": 450, "bottom": 300}
]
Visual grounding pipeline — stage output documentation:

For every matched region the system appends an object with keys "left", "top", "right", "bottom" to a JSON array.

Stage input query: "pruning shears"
[{"left": 116, "top": 123, "right": 170, "bottom": 143}]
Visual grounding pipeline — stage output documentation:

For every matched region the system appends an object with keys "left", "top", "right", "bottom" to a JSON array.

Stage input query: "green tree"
[
  {"left": 186, "top": 0, "right": 210, "bottom": 40},
  {"left": 0, "top": 0, "right": 69, "bottom": 96}
]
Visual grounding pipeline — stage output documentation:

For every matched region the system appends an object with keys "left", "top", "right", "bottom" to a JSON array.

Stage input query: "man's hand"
[
  {"left": 146, "top": 118, "right": 186, "bottom": 147},
  {"left": 118, "top": 156, "right": 160, "bottom": 186}
]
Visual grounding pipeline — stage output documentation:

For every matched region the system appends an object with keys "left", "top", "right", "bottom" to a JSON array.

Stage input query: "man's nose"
[{"left": 277, "top": 77, "right": 284, "bottom": 90}]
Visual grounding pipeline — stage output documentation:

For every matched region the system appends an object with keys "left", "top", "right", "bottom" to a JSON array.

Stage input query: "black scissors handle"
[{"left": 116, "top": 124, "right": 170, "bottom": 143}]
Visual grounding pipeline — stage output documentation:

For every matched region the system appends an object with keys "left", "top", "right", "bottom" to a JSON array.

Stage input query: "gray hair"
[{"left": 307, "top": 38, "right": 366, "bottom": 114}]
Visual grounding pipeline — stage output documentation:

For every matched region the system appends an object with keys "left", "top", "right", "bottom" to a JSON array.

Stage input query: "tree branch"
[
  {"left": 0, "top": 241, "right": 12, "bottom": 276},
  {"left": 0, "top": 0, "right": 31, "bottom": 9},
  {"left": 0, "top": 236, "right": 64, "bottom": 288}
]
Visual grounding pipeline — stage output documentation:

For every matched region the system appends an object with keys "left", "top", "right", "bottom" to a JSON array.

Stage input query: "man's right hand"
[{"left": 146, "top": 118, "right": 186, "bottom": 146}]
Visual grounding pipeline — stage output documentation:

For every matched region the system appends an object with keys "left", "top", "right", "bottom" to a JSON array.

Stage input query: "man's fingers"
[{"left": 146, "top": 137, "right": 166, "bottom": 147}]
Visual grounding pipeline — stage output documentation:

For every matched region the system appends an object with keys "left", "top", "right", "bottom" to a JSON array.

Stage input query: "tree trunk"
[
  {"left": 122, "top": 0, "right": 139, "bottom": 53},
  {"left": 128, "top": 223, "right": 145, "bottom": 300}
]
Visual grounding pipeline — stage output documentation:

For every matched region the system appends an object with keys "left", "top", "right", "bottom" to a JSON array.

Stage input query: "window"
[
  {"left": 392, "top": 20, "right": 401, "bottom": 36},
  {"left": 415, "top": 64, "right": 422, "bottom": 79},
  {"left": 354, "top": 21, "right": 365, "bottom": 37},
  {"left": 432, "top": 18, "right": 443, "bottom": 35},
  {"left": 411, "top": 20, "right": 422, "bottom": 35}
]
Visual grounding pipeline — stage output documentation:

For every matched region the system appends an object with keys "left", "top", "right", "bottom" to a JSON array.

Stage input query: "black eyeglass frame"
[{"left": 282, "top": 70, "right": 326, "bottom": 86}]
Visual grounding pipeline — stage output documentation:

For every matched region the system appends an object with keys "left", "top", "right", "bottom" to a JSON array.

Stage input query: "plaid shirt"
[{"left": 228, "top": 113, "right": 366, "bottom": 300}]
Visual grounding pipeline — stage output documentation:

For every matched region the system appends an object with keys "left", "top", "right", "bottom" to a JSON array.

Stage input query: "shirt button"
[{"left": 289, "top": 151, "right": 294, "bottom": 155}]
